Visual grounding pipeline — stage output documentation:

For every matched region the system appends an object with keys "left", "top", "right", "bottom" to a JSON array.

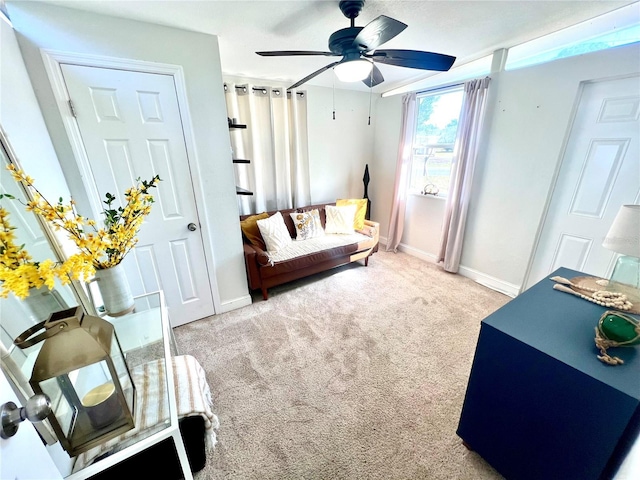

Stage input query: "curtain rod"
[
  {"left": 416, "top": 76, "right": 491, "bottom": 96},
  {"left": 417, "top": 82, "right": 464, "bottom": 95},
  {"left": 252, "top": 87, "right": 305, "bottom": 97},
  {"left": 224, "top": 83, "right": 305, "bottom": 97}
]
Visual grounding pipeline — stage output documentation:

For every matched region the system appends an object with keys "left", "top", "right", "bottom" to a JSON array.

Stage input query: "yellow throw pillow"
[
  {"left": 336, "top": 198, "right": 367, "bottom": 230},
  {"left": 240, "top": 212, "right": 269, "bottom": 250}
]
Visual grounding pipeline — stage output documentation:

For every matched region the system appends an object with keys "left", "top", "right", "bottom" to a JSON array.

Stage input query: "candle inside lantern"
[{"left": 81, "top": 383, "right": 121, "bottom": 429}]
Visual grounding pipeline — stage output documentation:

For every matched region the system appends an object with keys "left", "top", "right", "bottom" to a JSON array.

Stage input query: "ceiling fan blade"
[
  {"left": 288, "top": 61, "right": 341, "bottom": 90},
  {"left": 362, "top": 64, "right": 384, "bottom": 88},
  {"left": 352, "top": 15, "right": 407, "bottom": 52},
  {"left": 257, "top": 50, "right": 337, "bottom": 57},
  {"left": 369, "top": 49, "right": 456, "bottom": 71}
]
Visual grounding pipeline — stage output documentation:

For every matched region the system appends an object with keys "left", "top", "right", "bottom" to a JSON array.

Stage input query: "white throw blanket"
[
  {"left": 267, "top": 232, "right": 372, "bottom": 263},
  {"left": 73, "top": 354, "right": 219, "bottom": 471}
]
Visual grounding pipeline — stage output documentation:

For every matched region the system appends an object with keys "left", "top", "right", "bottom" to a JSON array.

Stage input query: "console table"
[
  {"left": 457, "top": 267, "right": 640, "bottom": 480},
  {"left": 67, "top": 291, "right": 194, "bottom": 480},
  {"left": 3, "top": 291, "right": 197, "bottom": 479}
]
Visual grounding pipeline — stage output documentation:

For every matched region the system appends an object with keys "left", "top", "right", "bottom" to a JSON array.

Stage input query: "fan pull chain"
[
  {"left": 332, "top": 73, "right": 336, "bottom": 120},
  {"left": 368, "top": 68, "right": 373, "bottom": 125}
]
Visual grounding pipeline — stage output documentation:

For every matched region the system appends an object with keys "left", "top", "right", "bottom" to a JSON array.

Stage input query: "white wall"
[
  {"left": 370, "top": 94, "right": 402, "bottom": 239},
  {"left": 6, "top": 2, "right": 249, "bottom": 311},
  {"left": 372, "top": 42, "right": 640, "bottom": 293},
  {"left": 0, "top": 14, "right": 70, "bottom": 202},
  {"left": 305, "top": 85, "right": 377, "bottom": 203},
  {"left": 401, "top": 195, "right": 446, "bottom": 257},
  {"left": 464, "top": 43, "right": 640, "bottom": 290}
]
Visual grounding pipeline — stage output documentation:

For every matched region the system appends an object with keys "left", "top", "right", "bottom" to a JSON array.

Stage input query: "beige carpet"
[{"left": 174, "top": 249, "right": 509, "bottom": 479}]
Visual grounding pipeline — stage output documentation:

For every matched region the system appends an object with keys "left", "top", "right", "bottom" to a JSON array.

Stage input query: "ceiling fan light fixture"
[
  {"left": 334, "top": 59, "right": 373, "bottom": 82},
  {"left": 261, "top": 2, "right": 454, "bottom": 90}
]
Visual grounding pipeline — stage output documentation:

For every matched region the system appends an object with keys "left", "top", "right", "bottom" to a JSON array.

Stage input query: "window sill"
[{"left": 409, "top": 192, "right": 447, "bottom": 200}]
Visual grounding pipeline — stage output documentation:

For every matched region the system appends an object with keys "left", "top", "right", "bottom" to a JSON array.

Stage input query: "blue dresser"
[{"left": 457, "top": 267, "right": 640, "bottom": 480}]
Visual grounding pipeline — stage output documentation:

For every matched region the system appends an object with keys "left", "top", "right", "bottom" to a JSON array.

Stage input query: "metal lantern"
[{"left": 14, "top": 306, "right": 135, "bottom": 456}]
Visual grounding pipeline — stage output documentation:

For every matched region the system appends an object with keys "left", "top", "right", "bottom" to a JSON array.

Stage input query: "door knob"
[
  {"left": 1, "top": 394, "right": 51, "bottom": 439},
  {"left": 187, "top": 223, "right": 197, "bottom": 231}
]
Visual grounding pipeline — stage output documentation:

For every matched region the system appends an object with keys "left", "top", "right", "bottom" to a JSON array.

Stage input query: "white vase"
[
  {"left": 22, "top": 286, "right": 67, "bottom": 324},
  {"left": 93, "top": 264, "right": 135, "bottom": 317}
]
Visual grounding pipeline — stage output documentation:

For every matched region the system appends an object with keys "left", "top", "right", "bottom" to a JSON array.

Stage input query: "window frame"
[{"left": 409, "top": 84, "right": 465, "bottom": 198}]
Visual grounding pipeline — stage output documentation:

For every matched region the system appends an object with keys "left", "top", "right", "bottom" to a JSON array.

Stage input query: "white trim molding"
[
  {"left": 395, "top": 242, "right": 519, "bottom": 297},
  {"left": 219, "top": 295, "right": 253, "bottom": 314},
  {"left": 457, "top": 265, "right": 519, "bottom": 298},
  {"left": 397, "top": 242, "right": 438, "bottom": 263}
]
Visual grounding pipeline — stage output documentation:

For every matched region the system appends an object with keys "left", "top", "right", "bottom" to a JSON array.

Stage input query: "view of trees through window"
[{"left": 410, "top": 87, "right": 464, "bottom": 196}]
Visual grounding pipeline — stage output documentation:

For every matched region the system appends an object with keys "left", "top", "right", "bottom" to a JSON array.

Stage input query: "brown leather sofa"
[{"left": 241, "top": 203, "right": 379, "bottom": 300}]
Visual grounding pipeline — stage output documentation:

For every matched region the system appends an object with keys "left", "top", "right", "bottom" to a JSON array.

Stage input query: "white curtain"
[
  {"left": 386, "top": 92, "right": 417, "bottom": 252},
  {"left": 437, "top": 77, "right": 491, "bottom": 272},
  {"left": 224, "top": 83, "right": 311, "bottom": 215}
]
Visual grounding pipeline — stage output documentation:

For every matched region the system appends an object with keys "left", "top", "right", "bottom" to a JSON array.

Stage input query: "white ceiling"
[{"left": 33, "top": 1, "right": 640, "bottom": 93}]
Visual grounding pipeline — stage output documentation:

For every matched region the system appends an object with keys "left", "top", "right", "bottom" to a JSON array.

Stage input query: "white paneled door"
[
  {"left": 525, "top": 75, "right": 640, "bottom": 290},
  {"left": 0, "top": 370, "right": 62, "bottom": 479},
  {"left": 60, "top": 64, "right": 214, "bottom": 326}
]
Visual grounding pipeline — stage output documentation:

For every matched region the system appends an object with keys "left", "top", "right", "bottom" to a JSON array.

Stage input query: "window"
[
  {"left": 506, "top": 24, "right": 639, "bottom": 71},
  {"left": 409, "top": 86, "right": 464, "bottom": 196},
  {"left": 505, "top": 3, "right": 639, "bottom": 71}
]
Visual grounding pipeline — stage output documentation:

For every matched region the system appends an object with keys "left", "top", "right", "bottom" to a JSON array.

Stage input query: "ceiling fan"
[{"left": 256, "top": 0, "right": 456, "bottom": 90}]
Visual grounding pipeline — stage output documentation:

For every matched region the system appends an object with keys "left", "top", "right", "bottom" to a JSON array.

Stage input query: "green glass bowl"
[{"left": 597, "top": 311, "right": 640, "bottom": 346}]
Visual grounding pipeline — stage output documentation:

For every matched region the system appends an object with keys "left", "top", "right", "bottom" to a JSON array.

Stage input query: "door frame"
[
  {"left": 521, "top": 72, "right": 640, "bottom": 292},
  {"left": 40, "top": 49, "right": 221, "bottom": 313}
]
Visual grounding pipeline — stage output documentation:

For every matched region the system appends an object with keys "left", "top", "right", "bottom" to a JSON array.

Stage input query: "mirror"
[
  {"left": 0, "top": 126, "right": 86, "bottom": 444},
  {"left": 0, "top": 127, "right": 81, "bottom": 346}
]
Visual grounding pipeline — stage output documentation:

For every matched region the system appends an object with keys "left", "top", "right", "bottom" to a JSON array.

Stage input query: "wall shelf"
[
  {"left": 235, "top": 186, "right": 253, "bottom": 196},
  {"left": 228, "top": 117, "right": 252, "bottom": 195}
]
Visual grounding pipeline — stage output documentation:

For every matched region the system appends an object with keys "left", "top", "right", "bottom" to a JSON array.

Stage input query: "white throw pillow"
[
  {"left": 289, "top": 209, "right": 325, "bottom": 241},
  {"left": 325, "top": 204, "right": 357, "bottom": 234},
  {"left": 256, "top": 211, "right": 293, "bottom": 252}
]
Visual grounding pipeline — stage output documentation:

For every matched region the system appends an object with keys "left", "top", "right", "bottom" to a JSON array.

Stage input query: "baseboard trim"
[
  {"left": 457, "top": 265, "right": 519, "bottom": 298},
  {"left": 395, "top": 242, "right": 519, "bottom": 298},
  {"left": 397, "top": 243, "right": 438, "bottom": 263},
  {"left": 219, "top": 294, "right": 252, "bottom": 313}
]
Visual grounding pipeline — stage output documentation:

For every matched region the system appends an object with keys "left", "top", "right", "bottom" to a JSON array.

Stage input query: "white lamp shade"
[
  {"left": 602, "top": 204, "right": 640, "bottom": 257},
  {"left": 334, "top": 60, "right": 373, "bottom": 82}
]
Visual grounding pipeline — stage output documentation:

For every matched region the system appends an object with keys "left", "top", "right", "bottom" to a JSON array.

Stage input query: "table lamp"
[{"left": 602, "top": 204, "right": 640, "bottom": 305}]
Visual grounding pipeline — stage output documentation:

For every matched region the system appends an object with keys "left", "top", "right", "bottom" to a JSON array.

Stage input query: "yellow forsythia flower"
[{"left": 7, "top": 166, "right": 160, "bottom": 271}]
